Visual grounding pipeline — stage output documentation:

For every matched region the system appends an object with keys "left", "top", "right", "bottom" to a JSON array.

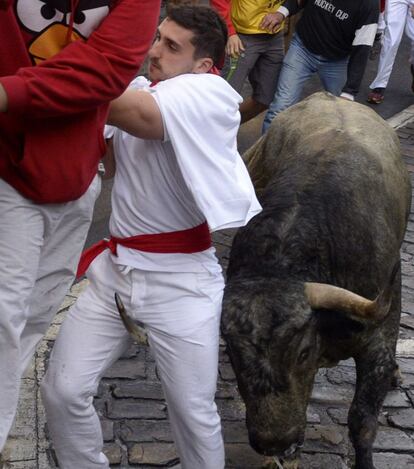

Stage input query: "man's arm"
[
  {"left": 341, "top": 45, "right": 371, "bottom": 99},
  {"left": 210, "top": 0, "right": 236, "bottom": 36},
  {"left": 0, "top": 0, "right": 160, "bottom": 118},
  {"left": 107, "top": 89, "right": 164, "bottom": 140},
  {"left": 341, "top": 5, "right": 378, "bottom": 100},
  {"left": 210, "top": 0, "right": 245, "bottom": 58}
]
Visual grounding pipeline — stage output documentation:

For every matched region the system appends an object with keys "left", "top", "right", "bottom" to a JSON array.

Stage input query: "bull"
[{"left": 221, "top": 92, "right": 412, "bottom": 469}]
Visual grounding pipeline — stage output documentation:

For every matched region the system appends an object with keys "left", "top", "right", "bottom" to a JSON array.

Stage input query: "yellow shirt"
[{"left": 231, "top": 0, "right": 285, "bottom": 35}]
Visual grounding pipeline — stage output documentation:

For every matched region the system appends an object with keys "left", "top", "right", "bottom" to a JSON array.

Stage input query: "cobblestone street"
[{"left": 3, "top": 108, "right": 414, "bottom": 468}]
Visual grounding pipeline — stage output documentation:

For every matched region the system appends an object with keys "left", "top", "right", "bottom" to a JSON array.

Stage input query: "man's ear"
[{"left": 193, "top": 57, "right": 214, "bottom": 74}]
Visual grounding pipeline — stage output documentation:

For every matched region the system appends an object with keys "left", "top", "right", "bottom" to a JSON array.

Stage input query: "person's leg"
[
  {"left": 369, "top": 0, "right": 409, "bottom": 91},
  {"left": 41, "top": 251, "right": 131, "bottom": 469},
  {"left": 243, "top": 32, "right": 284, "bottom": 123},
  {"left": 226, "top": 34, "right": 269, "bottom": 123},
  {"left": 0, "top": 172, "right": 97, "bottom": 451},
  {"left": 239, "top": 97, "right": 267, "bottom": 123},
  {"left": 318, "top": 56, "right": 348, "bottom": 96},
  {"left": 0, "top": 179, "right": 45, "bottom": 451},
  {"left": 262, "top": 34, "right": 317, "bottom": 134},
  {"left": 19, "top": 174, "right": 101, "bottom": 373},
  {"left": 136, "top": 270, "right": 225, "bottom": 469},
  {"left": 225, "top": 33, "right": 259, "bottom": 94},
  {"left": 405, "top": 4, "right": 414, "bottom": 90}
]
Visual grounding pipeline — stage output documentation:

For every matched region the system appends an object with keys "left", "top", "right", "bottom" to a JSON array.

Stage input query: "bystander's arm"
[
  {"left": 108, "top": 89, "right": 164, "bottom": 141},
  {"left": 341, "top": 45, "right": 371, "bottom": 100},
  {"left": 210, "top": 0, "right": 236, "bottom": 36},
  {"left": 0, "top": 0, "right": 160, "bottom": 119}
]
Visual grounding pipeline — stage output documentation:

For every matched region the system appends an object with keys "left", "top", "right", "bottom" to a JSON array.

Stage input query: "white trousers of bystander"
[
  {"left": 0, "top": 175, "right": 101, "bottom": 451},
  {"left": 41, "top": 250, "right": 225, "bottom": 469},
  {"left": 370, "top": 0, "right": 414, "bottom": 89}
]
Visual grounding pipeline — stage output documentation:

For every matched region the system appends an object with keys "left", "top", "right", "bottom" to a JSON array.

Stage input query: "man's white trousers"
[
  {"left": 370, "top": 0, "right": 414, "bottom": 89},
  {"left": 41, "top": 250, "right": 225, "bottom": 469},
  {"left": 0, "top": 176, "right": 101, "bottom": 451}
]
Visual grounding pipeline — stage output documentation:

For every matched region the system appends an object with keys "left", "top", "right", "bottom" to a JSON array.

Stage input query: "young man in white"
[
  {"left": 41, "top": 5, "right": 261, "bottom": 469},
  {"left": 367, "top": 0, "right": 414, "bottom": 103}
]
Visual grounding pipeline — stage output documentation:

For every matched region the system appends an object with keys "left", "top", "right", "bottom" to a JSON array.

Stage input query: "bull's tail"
[{"left": 373, "top": 260, "right": 401, "bottom": 321}]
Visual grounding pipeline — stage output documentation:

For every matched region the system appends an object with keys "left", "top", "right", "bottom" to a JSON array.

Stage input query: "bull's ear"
[{"left": 304, "top": 263, "right": 399, "bottom": 323}]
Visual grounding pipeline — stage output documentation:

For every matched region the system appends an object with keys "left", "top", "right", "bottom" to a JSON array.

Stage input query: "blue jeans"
[{"left": 262, "top": 33, "right": 348, "bottom": 133}]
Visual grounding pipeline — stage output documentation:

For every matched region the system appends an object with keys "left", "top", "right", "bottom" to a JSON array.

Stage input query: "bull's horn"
[
  {"left": 114, "top": 293, "right": 149, "bottom": 346},
  {"left": 304, "top": 283, "right": 380, "bottom": 319},
  {"left": 305, "top": 262, "right": 400, "bottom": 321}
]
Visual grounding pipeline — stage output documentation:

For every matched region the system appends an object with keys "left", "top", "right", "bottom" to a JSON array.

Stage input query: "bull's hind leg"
[{"left": 348, "top": 348, "right": 396, "bottom": 469}]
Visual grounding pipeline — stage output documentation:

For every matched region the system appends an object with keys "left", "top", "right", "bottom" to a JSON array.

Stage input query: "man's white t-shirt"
[{"left": 107, "top": 73, "right": 262, "bottom": 274}]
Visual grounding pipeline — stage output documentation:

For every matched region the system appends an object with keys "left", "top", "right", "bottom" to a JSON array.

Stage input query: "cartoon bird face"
[{"left": 16, "top": 0, "right": 110, "bottom": 63}]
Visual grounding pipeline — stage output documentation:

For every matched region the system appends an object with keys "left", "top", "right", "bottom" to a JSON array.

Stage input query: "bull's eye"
[{"left": 298, "top": 348, "right": 310, "bottom": 364}]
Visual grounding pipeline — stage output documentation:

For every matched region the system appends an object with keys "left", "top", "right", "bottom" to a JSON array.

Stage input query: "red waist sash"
[{"left": 76, "top": 222, "right": 211, "bottom": 278}]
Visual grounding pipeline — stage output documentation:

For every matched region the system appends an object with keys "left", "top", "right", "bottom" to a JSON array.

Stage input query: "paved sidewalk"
[{"left": 4, "top": 107, "right": 414, "bottom": 468}]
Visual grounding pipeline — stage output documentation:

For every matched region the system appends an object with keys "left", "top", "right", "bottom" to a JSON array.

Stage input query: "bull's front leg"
[{"left": 348, "top": 347, "right": 396, "bottom": 469}]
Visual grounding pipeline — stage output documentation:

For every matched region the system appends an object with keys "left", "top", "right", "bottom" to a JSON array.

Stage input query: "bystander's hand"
[
  {"left": 260, "top": 12, "right": 285, "bottom": 33},
  {"left": 0, "top": 84, "right": 8, "bottom": 112},
  {"left": 410, "top": 4, "right": 414, "bottom": 17},
  {"left": 226, "top": 34, "right": 245, "bottom": 58},
  {"left": 101, "top": 138, "right": 116, "bottom": 179}
]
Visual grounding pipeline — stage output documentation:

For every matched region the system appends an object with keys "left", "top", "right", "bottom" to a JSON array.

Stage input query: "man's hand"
[
  {"left": 259, "top": 12, "right": 285, "bottom": 33},
  {"left": 0, "top": 84, "right": 8, "bottom": 112},
  {"left": 226, "top": 34, "right": 245, "bottom": 58}
]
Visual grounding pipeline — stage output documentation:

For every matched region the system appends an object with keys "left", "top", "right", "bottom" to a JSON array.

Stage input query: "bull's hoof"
[{"left": 391, "top": 365, "right": 403, "bottom": 388}]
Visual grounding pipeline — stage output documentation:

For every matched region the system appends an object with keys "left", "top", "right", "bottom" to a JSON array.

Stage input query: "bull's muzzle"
[{"left": 248, "top": 426, "right": 304, "bottom": 459}]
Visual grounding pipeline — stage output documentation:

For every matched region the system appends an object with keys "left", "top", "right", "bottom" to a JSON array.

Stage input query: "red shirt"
[{"left": 0, "top": 0, "right": 160, "bottom": 203}]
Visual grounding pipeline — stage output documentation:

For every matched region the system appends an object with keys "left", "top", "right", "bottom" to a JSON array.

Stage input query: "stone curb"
[{"left": 387, "top": 104, "right": 414, "bottom": 129}]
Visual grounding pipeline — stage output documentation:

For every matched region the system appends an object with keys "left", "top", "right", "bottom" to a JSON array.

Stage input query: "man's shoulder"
[
  {"left": 129, "top": 75, "right": 151, "bottom": 90},
  {"left": 155, "top": 73, "right": 241, "bottom": 101},
  {"left": 159, "top": 73, "right": 225, "bottom": 88},
  {"left": 152, "top": 73, "right": 242, "bottom": 129}
]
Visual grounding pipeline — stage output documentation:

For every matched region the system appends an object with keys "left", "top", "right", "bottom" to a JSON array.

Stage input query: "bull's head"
[
  {"left": 221, "top": 279, "right": 317, "bottom": 458},
  {"left": 221, "top": 273, "right": 395, "bottom": 459}
]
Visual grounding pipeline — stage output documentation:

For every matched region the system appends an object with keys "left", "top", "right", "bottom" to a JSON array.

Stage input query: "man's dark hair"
[{"left": 166, "top": 5, "right": 228, "bottom": 66}]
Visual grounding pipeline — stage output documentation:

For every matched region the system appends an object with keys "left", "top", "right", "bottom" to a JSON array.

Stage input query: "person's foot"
[{"left": 367, "top": 88, "right": 385, "bottom": 104}]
